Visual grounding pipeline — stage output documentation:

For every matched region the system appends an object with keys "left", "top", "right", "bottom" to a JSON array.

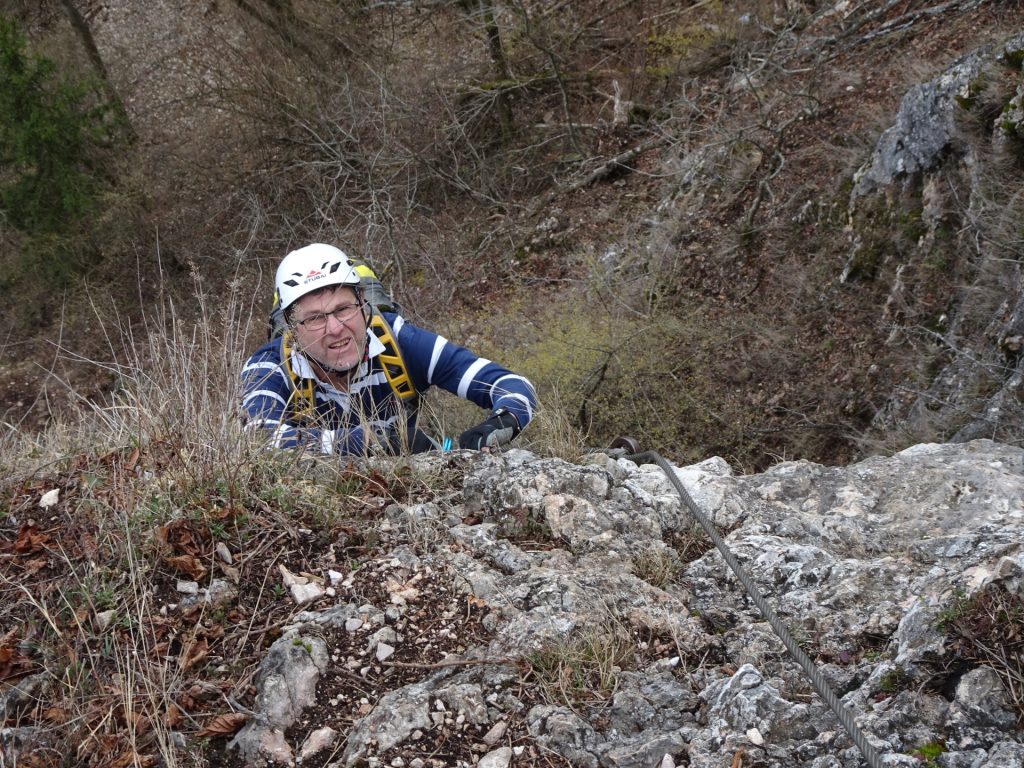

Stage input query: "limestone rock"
[{"left": 225, "top": 441, "right": 1024, "bottom": 768}]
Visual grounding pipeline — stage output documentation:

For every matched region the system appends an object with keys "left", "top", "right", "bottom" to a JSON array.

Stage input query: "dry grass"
[
  {"left": 938, "top": 584, "right": 1024, "bottom": 724},
  {"left": 632, "top": 545, "right": 685, "bottom": 589},
  {"left": 527, "top": 625, "right": 636, "bottom": 711},
  {"left": 0, "top": 266, "right": 296, "bottom": 765}
]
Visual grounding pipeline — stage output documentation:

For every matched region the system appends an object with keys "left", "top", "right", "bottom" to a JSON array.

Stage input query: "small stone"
[
  {"left": 215, "top": 542, "right": 233, "bottom": 564},
  {"left": 477, "top": 747, "right": 513, "bottom": 768},
  {"left": 376, "top": 642, "right": 395, "bottom": 662},
  {"left": 328, "top": 569, "right": 344, "bottom": 586},
  {"left": 345, "top": 617, "right": 364, "bottom": 633},
  {"left": 176, "top": 580, "right": 199, "bottom": 595},
  {"left": 206, "top": 579, "right": 237, "bottom": 608},
  {"left": 290, "top": 582, "right": 325, "bottom": 606},
  {"left": 370, "top": 627, "right": 398, "bottom": 646},
  {"left": 746, "top": 728, "right": 764, "bottom": 746},
  {"left": 482, "top": 720, "right": 507, "bottom": 746},
  {"left": 299, "top": 727, "right": 339, "bottom": 760},
  {"left": 39, "top": 489, "right": 60, "bottom": 508},
  {"left": 659, "top": 756, "right": 676, "bottom": 768},
  {"left": 95, "top": 609, "right": 116, "bottom": 631},
  {"left": 279, "top": 564, "right": 308, "bottom": 586}
]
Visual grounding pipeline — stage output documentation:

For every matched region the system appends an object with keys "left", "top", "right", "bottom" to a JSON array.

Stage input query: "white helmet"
[{"left": 275, "top": 243, "right": 361, "bottom": 312}]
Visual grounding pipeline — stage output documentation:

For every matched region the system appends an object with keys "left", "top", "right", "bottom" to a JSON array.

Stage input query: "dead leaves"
[
  {"left": 180, "top": 635, "right": 210, "bottom": 672},
  {"left": 11, "top": 521, "right": 51, "bottom": 554},
  {"left": 156, "top": 519, "right": 212, "bottom": 580},
  {"left": 0, "top": 627, "right": 37, "bottom": 683},
  {"left": 164, "top": 553, "right": 208, "bottom": 581},
  {"left": 0, "top": 450, "right": 257, "bottom": 764},
  {"left": 196, "top": 712, "right": 247, "bottom": 738}
]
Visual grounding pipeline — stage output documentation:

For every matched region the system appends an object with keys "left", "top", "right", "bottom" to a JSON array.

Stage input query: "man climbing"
[{"left": 241, "top": 243, "right": 536, "bottom": 454}]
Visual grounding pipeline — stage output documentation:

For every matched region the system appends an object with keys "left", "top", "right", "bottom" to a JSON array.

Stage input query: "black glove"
[{"left": 458, "top": 409, "right": 521, "bottom": 450}]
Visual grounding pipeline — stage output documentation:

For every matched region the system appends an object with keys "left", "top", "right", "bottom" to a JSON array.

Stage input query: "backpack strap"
[
  {"left": 368, "top": 311, "right": 418, "bottom": 404},
  {"left": 280, "top": 331, "right": 318, "bottom": 424}
]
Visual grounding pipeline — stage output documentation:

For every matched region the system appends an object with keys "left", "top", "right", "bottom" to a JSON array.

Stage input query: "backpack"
[{"left": 268, "top": 260, "right": 418, "bottom": 417}]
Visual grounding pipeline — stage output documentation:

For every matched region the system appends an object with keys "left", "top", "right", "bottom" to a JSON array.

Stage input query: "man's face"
[{"left": 291, "top": 285, "right": 368, "bottom": 373}]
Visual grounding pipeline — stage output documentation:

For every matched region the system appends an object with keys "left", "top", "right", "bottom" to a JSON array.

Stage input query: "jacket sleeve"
[
  {"left": 239, "top": 347, "right": 368, "bottom": 454},
  {"left": 390, "top": 315, "right": 537, "bottom": 430}
]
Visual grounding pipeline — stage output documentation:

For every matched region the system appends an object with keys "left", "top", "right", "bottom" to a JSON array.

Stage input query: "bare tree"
[
  {"left": 56, "top": 0, "right": 135, "bottom": 140},
  {"left": 231, "top": 0, "right": 361, "bottom": 62}
]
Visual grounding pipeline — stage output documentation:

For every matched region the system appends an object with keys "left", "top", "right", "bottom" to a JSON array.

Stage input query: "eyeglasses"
[{"left": 294, "top": 303, "right": 363, "bottom": 331}]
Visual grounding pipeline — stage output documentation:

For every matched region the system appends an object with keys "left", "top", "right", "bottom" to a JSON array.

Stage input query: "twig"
[
  {"left": 383, "top": 656, "right": 518, "bottom": 670},
  {"left": 524, "top": 134, "right": 672, "bottom": 219},
  {"left": 859, "top": 0, "right": 987, "bottom": 45}
]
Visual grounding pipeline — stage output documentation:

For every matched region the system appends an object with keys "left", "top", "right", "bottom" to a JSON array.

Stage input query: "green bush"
[{"left": 0, "top": 14, "right": 118, "bottom": 235}]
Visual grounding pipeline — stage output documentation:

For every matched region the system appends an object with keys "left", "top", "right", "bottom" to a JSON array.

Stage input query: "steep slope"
[{"left": 0, "top": 1, "right": 1021, "bottom": 467}]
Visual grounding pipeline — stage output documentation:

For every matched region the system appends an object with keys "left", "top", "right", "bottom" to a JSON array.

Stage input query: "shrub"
[
  {"left": 937, "top": 583, "right": 1024, "bottom": 724},
  {"left": 0, "top": 14, "right": 120, "bottom": 236}
]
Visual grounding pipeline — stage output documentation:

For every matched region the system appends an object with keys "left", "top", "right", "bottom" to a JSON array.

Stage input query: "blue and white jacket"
[{"left": 240, "top": 312, "right": 536, "bottom": 454}]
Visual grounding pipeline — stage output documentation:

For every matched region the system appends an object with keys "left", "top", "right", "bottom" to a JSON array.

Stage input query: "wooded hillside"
[{"left": 1, "top": 0, "right": 1022, "bottom": 469}]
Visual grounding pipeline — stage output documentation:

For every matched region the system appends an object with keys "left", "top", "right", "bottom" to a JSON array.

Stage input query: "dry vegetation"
[
  {"left": 2, "top": 1, "right": 1024, "bottom": 468},
  {"left": 2, "top": 0, "right": 1022, "bottom": 468},
  {"left": 1, "top": 2, "right": 1023, "bottom": 762}
]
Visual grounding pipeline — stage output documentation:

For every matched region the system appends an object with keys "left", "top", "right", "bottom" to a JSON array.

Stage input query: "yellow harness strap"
[
  {"left": 369, "top": 313, "right": 417, "bottom": 401},
  {"left": 281, "top": 331, "right": 318, "bottom": 424}
]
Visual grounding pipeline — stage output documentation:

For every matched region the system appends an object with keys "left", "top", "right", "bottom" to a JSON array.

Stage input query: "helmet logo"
[
  {"left": 299, "top": 262, "right": 340, "bottom": 284},
  {"left": 278, "top": 256, "right": 352, "bottom": 296},
  {"left": 299, "top": 264, "right": 331, "bottom": 285}
]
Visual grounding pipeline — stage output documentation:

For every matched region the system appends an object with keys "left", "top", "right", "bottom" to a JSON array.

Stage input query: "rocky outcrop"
[
  {"left": 849, "top": 32, "right": 1024, "bottom": 447},
  {"left": 851, "top": 33, "right": 1024, "bottom": 201},
  {"left": 229, "top": 441, "right": 1024, "bottom": 767},
  {"left": 849, "top": 48, "right": 988, "bottom": 201}
]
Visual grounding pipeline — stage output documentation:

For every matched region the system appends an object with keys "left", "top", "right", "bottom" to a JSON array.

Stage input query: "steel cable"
[{"left": 625, "top": 450, "right": 884, "bottom": 768}]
